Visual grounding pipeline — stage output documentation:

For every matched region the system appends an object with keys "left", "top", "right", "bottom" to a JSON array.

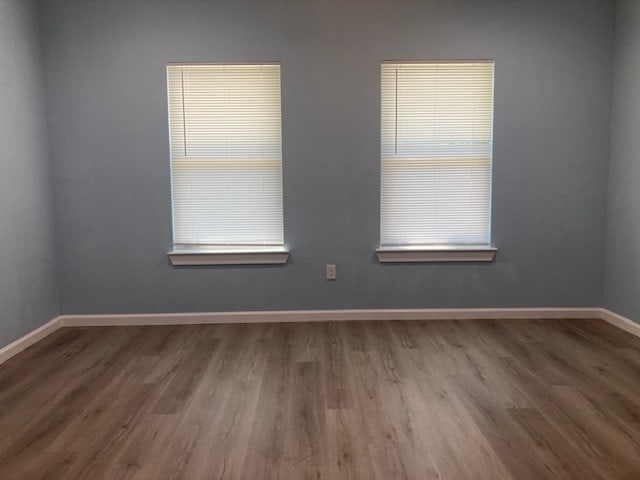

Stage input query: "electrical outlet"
[{"left": 326, "top": 264, "right": 336, "bottom": 280}]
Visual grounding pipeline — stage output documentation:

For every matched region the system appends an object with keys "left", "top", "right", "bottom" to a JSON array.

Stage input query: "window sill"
[
  {"left": 376, "top": 245, "right": 497, "bottom": 263},
  {"left": 167, "top": 247, "right": 290, "bottom": 266}
]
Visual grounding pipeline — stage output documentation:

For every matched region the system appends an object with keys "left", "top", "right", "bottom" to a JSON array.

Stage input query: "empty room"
[{"left": 2, "top": 0, "right": 640, "bottom": 478}]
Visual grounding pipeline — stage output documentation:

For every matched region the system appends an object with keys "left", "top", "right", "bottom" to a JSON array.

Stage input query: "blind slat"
[
  {"left": 380, "top": 62, "right": 494, "bottom": 247},
  {"left": 167, "top": 64, "right": 284, "bottom": 247}
]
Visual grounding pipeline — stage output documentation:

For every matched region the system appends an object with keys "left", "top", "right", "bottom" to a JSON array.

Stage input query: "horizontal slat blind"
[
  {"left": 380, "top": 61, "right": 494, "bottom": 247},
  {"left": 167, "top": 64, "right": 284, "bottom": 247}
]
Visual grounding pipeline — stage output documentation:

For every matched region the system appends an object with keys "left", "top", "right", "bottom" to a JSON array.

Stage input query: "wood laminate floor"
[{"left": 1, "top": 319, "right": 640, "bottom": 479}]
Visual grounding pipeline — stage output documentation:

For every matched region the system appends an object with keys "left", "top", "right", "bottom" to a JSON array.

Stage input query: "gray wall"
[
  {"left": 0, "top": 0, "right": 59, "bottom": 345},
  {"left": 40, "top": 0, "right": 615, "bottom": 314},
  {"left": 604, "top": 0, "right": 640, "bottom": 324}
]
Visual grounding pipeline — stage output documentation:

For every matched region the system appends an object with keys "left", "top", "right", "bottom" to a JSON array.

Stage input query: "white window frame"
[
  {"left": 377, "top": 60, "right": 497, "bottom": 263},
  {"left": 165, "top": 63, "right": 289, "bottom": 266}
]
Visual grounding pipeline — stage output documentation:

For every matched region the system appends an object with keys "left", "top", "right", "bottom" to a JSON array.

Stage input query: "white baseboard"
[
  {"left": 59, "top": 307, "right": 602, "bottom": 327},
  {"left": 1, "top": 307, "right": 637, "bottom": 366},
  {"left": 599, "top": 308, "right": 640, "bottom": 338},
  {"left": 0, "top": 316, "right": 62, "bottom": 365}
]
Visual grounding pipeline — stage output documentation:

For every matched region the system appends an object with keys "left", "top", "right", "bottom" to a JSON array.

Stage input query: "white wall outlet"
[{"left": 326, "top": 264, "right": 336, "bottom": 280}]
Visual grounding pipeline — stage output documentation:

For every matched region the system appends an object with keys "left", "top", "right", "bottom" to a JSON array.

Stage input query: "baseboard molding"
[
  {"left": 59, "top": 307, "right": 602, "bottom": 327},
  {"left": 599, "top": 308, "right": 640, "bottom": 338},
  {"left": 2, "top": 307, "right": 637, "bottom": 366},
  {"left": 0, "top": 316, "right": 63, "bottom": 365}
]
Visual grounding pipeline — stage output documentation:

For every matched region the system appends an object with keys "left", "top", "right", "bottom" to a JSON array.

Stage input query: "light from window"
[
  {"left": 380, "top": 61, "right": 494, "bottom": 247},
  {"left": 167, "top": 64, "right": 284, "bottom": 249}
]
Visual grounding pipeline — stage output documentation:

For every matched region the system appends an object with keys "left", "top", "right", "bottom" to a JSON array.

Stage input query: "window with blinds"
[
  {"left": 380, "top": 61, "right": 494, "bottom": 248},
  {"left": 167, "top": 64, "right": 284, "bottom": 249}
]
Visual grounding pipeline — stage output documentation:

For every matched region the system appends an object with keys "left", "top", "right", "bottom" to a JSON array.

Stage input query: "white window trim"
[
  {"left": 167, "top": 246, "right": 289, "bottom": 266},
  {"left": 379, "top": 60, "right": 496, "bottom": 259},
  {"left": 166, "top": 63, "right": 286, "bottom": 264},
  {"left": 376, "top": 245, "right": 497, "bottom": 263}
]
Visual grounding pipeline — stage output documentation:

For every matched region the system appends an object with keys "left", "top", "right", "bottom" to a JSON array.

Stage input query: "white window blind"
[
  {"left": 167, "top": 64, "right": 284, "bottom": 248},
  {"left": 380, "top": 61, "right": 494, "bottom": 247}
]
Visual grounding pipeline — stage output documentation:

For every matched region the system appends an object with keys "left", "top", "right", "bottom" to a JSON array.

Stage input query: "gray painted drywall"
[
  {"left": 604, "top": 0, "right": 640, "bottom": 324},
  {"left": 0, "top": 0, "right": 59, "bottom": 345},
  {"left": 40, "top": 0, "right": 614, "bottom": 314}
]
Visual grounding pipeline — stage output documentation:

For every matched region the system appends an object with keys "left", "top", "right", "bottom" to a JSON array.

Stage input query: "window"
[
  {"left": 378, "top": 61, "right": 496, "bottom": 262},
  {"left": 166, "top": 64, "right": 288, "bottom": 265}
]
